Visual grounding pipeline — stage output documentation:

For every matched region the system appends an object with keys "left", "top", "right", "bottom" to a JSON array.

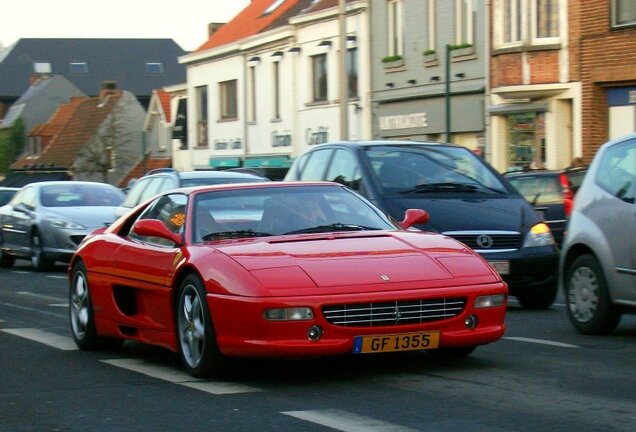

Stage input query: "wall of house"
[{"left": 579, "top": 0, "right": 636, "bottom": 160}]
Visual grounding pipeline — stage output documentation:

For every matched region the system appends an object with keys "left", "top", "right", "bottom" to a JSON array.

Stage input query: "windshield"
[
  {"left": 365, "top": 145, "right": 508, "bottom": 195},
  {"left": 180, "top": 176, "right": 264, "bottom": 187},
  {"left": 40, "top": 184, "right": 124, "bottom": 207},
  {"left": 192, "top": 185, "right": 396, "bottom": 242}
]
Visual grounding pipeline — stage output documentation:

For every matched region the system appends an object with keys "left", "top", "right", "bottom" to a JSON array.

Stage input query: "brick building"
[{"left": 579, "top": 0, "right": 636, "bottom": 161}]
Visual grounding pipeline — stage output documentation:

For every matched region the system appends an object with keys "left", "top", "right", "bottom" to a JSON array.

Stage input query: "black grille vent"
[
  {"left": 322, "top": 298, "right": 466, "bottom": 327},
  {"left": 446, "top": 232, "right": 521, "bottom": 250}
]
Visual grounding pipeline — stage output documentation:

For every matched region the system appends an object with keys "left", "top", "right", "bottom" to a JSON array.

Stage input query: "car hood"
[
  {"left": 213, "top": 232, "right": 499, "bottom": 294},
  {"left": 378, "top": 196, "right": 536, "bottom": 233},
  {"left": 42, "top": 206, "right": 119, "bottom": 229}
]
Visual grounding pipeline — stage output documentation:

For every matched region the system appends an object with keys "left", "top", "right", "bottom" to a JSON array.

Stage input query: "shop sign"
[{"left": 379, "top": 113, "right": 428, "bottom": 130}]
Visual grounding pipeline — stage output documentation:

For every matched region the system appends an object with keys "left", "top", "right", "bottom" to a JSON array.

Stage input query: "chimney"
[
  {"left": 208, "top": 22, "right": 225, "bottom": 37},
  {"left": 99, "top": 80, "right": 120, "bottom": 102}
]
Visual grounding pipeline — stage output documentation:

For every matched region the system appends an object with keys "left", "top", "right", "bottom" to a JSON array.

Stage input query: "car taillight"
[{"left": 560, "top": 173, "right": 574, "bottom": 217}]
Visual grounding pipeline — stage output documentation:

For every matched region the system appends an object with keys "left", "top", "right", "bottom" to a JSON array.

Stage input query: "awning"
[
  {"left": 0, "top": 171, "right": 71, "bottom": 187},
  {"left": 209, "top": 157, "right": 241, "bottom": 168},
  {"left": 244, "top": 156, "right": 292, "bottom": 168},
  {"left": 488, "top": 101, "right": 549, "bottom": 115}
]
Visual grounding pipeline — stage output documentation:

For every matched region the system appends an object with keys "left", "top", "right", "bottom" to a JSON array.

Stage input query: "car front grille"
[
  {"left": 322, "top": 298, "right": 466, "bottom": 327},
  {"left": 443, "top": 231, "right": 521, "bottom": 251}
]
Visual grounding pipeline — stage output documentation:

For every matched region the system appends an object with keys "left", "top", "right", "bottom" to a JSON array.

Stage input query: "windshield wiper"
[
  {"left": 284, "top": 223, "right": 381, "bottom": 235},
  {"left": 202, "top": 230, "right": 271, "bottom": 240},
  {"left": 402, "top": 182, "right": 479, "bottom": 194}
]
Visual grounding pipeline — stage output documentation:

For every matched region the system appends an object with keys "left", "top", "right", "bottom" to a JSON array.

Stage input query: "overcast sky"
[{"left": 0, "top": 0, "right": 250, "bottom": 52}]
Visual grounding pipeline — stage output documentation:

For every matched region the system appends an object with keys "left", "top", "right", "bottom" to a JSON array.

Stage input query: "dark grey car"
[
  {"left": 0, "top": 181, "right": 124, "bottom": 270},
  {"left": 285, "top": 141, "right": 560, "bottom": 309}
]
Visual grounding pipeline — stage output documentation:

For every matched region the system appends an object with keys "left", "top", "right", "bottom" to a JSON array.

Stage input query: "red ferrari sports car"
[{"left": 69, "top": 182, "right": 507, "bottom": 377}]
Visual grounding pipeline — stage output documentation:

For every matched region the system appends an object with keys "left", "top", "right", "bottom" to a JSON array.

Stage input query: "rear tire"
[
  {"left": 176, "top": 274, "right": 226, "bottom": 378},
  {"left": 0, "top": 232, "right": 15, "bottom": 268},
  {"left": 69, "top": 261, "right": 123, "bottom": 350},
  {"left": 564, "top": 254, "right": 620, "bottom": 335},
  {"left": 515, "top": 283, "right": 558, "bottom": 309}
]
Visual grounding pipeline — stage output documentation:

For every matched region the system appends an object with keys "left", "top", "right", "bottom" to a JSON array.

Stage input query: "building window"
[
  {"left": 347, "top": 48, "right": 358, "bottom": 98},
  {"left": 273, "top": 61, "right": 281, "bottom": 119},
  {"left": 196, "top": 85, "right": 208, "bottom": 148},
  {"left": 312, "top": 54, "right": 328, "bottom": 102},
  {"left": 387, "top": 0, "right": 404, "bottom": 57},
  {"left": 248, "top": 65, "right": 257, "bottom": 122},
  {"left": 105, "top": 146, "right": 116, "bottom": 171},
  {"left": 220, "top": 80, "right": 238, "bottom": 120},
  {"left": 507, "top": 112, "right": 546, "bottom": 170},
  {"left": 611, "top": 0, "right": 636, "bottom": 28},
  {"left": 145, "top": 62, "right": 164, "bottom": 74},
  {"left": 427, "top": 0, "right": 437, "bottom": 52},
  {"left": 69, "top": 62, "right": 89, "bottom": 74},
  {"left": 502, "top": 0, "right": 522, "bottom": 44},
  {"left": 33, "top": 62, "right": 51, "bottom": 74},
  {"left": 455, "top": 0, "right": 475, "bottom": 46},
  {"left": 532, "top": 0, "right": 559, "bottom": 43},
  {"left": 28, "top": 136, "right": 42, "bottom": 157}
]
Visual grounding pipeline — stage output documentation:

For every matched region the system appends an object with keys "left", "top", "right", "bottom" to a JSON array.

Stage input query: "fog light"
[
  {"left": 464, "top": 314, "right": 479, "bottom": 329},
  {"left": 474, "top": 294, "right": 507, "bottom": 309},
  {"left": 263, "top": 307, "right": 313, "bottom": 321},
  {"left": 307, "top": 325, "right": 323, "bottom": 341}
]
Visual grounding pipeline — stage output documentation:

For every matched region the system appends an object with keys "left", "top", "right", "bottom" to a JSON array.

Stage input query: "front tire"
[
  {"left": 31, "top": 230, "right": 54, "bottom": 271},
  {"left": 177, "top": 274, "right": 226, "bottom": 378},
  {"left": 564, "top": 254, "right": 621, "bottom": 335},
  {"left": 69, "top": 261, "right": 123, "bottom": 350}
]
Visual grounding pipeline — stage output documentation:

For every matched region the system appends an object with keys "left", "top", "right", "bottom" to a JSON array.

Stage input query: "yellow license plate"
[{"left": 352, "top": 331, "right": 440, "bottom": 354}]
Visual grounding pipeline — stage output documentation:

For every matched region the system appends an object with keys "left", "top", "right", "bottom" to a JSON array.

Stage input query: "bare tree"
[{"left": 74, "top": 93, "right": 140, "bottom": 184}]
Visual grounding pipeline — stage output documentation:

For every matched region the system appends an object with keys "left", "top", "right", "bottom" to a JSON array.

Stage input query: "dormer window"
[
  {"left": 69, "top": 62, "right": 89, "bottom": 74},
  {"left": 33, "top": 62, "right": 51, "bottom": 74},
  {"left": 263, "top": 0, "right": 285, "bottom": 15},
  {"left": 145, "top": 62, "right": 164, "bottom": 74}
]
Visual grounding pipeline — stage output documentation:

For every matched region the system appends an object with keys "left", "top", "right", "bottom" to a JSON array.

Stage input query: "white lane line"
[
  {"left": 1, "top": 328, "right": 78, "bottom": 350},
  {"left": 504, "top": 336, "right": 580, "bottom": 348},
  {"left": 281, "top": 409, "right": 419, "bottom": 432},
  {"left": 102, "top": 358, "right": 261, "bottom": 394},
  {"left": 11, "top": 271, "right": 30, "bottom": 274},
  {"left": 46, "top": 275, "right": 67, "bottom": 280},
  {"left": 17, "top": 291, "right": 63, "bottom": 302},
  {"left": 48, "top": 303, "right": 69, "bottom": 308}
]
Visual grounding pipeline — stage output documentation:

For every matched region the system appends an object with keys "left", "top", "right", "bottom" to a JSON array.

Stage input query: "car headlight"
[
  {"left": 49, "top": 219, "right": 85, "bottom": 229},
  {"left": 474, "top": 294, "right": 507, "bottom": 309},
  {"left": 263, "top": 307, "right": 314, "bottom": 321},
  {"left": 522, "top": 222, "right": 555, "bottom": 248}
]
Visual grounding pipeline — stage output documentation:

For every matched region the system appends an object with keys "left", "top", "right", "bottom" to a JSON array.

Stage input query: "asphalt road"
[{"left": 1, "top": 260, "right": 635, "bottom": 432}]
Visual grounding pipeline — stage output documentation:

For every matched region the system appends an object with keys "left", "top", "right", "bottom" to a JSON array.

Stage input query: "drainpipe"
[
  {"left": 445, "top": 44, "right": 452, "bottom": 143},
  {"left": 339, "top": 0, "right": 349, "bottom": 141}
]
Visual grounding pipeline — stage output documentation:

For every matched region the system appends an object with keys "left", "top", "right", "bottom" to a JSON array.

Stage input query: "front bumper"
[{"left": 206, "top": 284, "right": 507, "bottom": 358}]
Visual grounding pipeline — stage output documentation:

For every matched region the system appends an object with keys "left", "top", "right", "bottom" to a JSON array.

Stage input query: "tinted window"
[
  {"left": 325, "top": 149, "right": 362, "bottom": 192},
  {"left": 0, "top": 190, "right": 17, "bottom": 206},
  {"left": 597, "top": 139, "right": 636, "bottom": 204},
  {"left": 180, "top": 176, "right": 262, "bottom": 187},
  {"left": 300, "top": 148, "right": 333, "bottom": 180},
  {"left": 39, "top": 184, "right": 123, "bottom": 207},
  {"left": 508, "top": 176, "right": 563, "bottom": 205},
  {"left": 366, "top": 145, "right": 507, "bottom": 194},
  {"left": 132, "top": 193, "right": 187, "bottom": 246}
]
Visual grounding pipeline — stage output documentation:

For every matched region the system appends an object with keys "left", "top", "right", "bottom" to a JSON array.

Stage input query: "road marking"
[
  {"left": 102, "top": 358, "right": 262, "bottom": 394},
  {"left": 1, "top": 328, "right": 77, "bottom": 350},
  {"left": 11, "top": 271, "right": 30, "bottom": 274},
  {"left": 49, "top": 303, "right": 68, "bottom": 308},
  {"left": 281, "top": 409, "right": 419, "bottom": 432},
  {"left": 46, "top": 275, "right": 67, "bottom": 280},
  {"left": 17, "top": 291, "right": 64, "bottom": 302},
  {"left": 504, "top": 336, "right": 580, "bottom": 348}
]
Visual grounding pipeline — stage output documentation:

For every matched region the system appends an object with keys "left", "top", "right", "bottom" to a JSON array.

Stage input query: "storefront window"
[{"left": 507, "top": 112, "right": 545, "bottom": 170}]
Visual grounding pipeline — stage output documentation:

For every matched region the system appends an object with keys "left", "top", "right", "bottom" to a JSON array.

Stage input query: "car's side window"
[
  {"left": 597, "top": 139, "right": 636, "bottom": 204},
  {"left": 325, "top": 149, "right": 363, "bottom": 192},
  {"left": 138, "top": 177, "right": 167, "bottom": 204},
  {"left": 130, "top": 193, "right": 188, "bottom": 246},
  {"left": 299, "top": 149, "right": 333, "bottom": 181}
]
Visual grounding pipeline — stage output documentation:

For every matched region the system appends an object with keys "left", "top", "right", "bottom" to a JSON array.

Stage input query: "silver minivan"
[{"left": 560, "top": 133, "right": 636, "bottom": 334}]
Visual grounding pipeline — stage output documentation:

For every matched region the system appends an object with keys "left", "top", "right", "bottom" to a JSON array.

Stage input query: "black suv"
[
  {"left": 116, "top": 168, "right": 268, "bottom": 218},
  {"left": 285, "top": 141, "right": 560, "bottom": 309},
  {"left": 504, "top": 167, "right": 587, "bottom": 248}
]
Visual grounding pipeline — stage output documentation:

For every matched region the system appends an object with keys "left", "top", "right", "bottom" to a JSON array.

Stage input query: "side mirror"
[
  {"left": 399, "top": 209, "right": 429, "bottom": 230},
  {"left": 132, "top": 219, "right": 182, "bottom": 245}
]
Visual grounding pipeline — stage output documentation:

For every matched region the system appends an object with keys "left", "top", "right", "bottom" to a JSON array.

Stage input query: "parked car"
[
  {"left": 0, "top": 181, "right": 124, "bottom": 270},
  {"left": 504, "top": 166, "right": 587, "bottom": 247},
  {"left": 560, "top": 133, "right": 636, "bottom": 334},
  {"left": 285, "top": 141, "right": 559, "bottom": 309},
  {"left": 69, "top": 182, "right": 508, "bottom": 377},
  {"left": 116, "top": 168, "right": 268, "bottom": 218},
  {"left": 0, "top": 187, "right": 19, "bottom": 207}
]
